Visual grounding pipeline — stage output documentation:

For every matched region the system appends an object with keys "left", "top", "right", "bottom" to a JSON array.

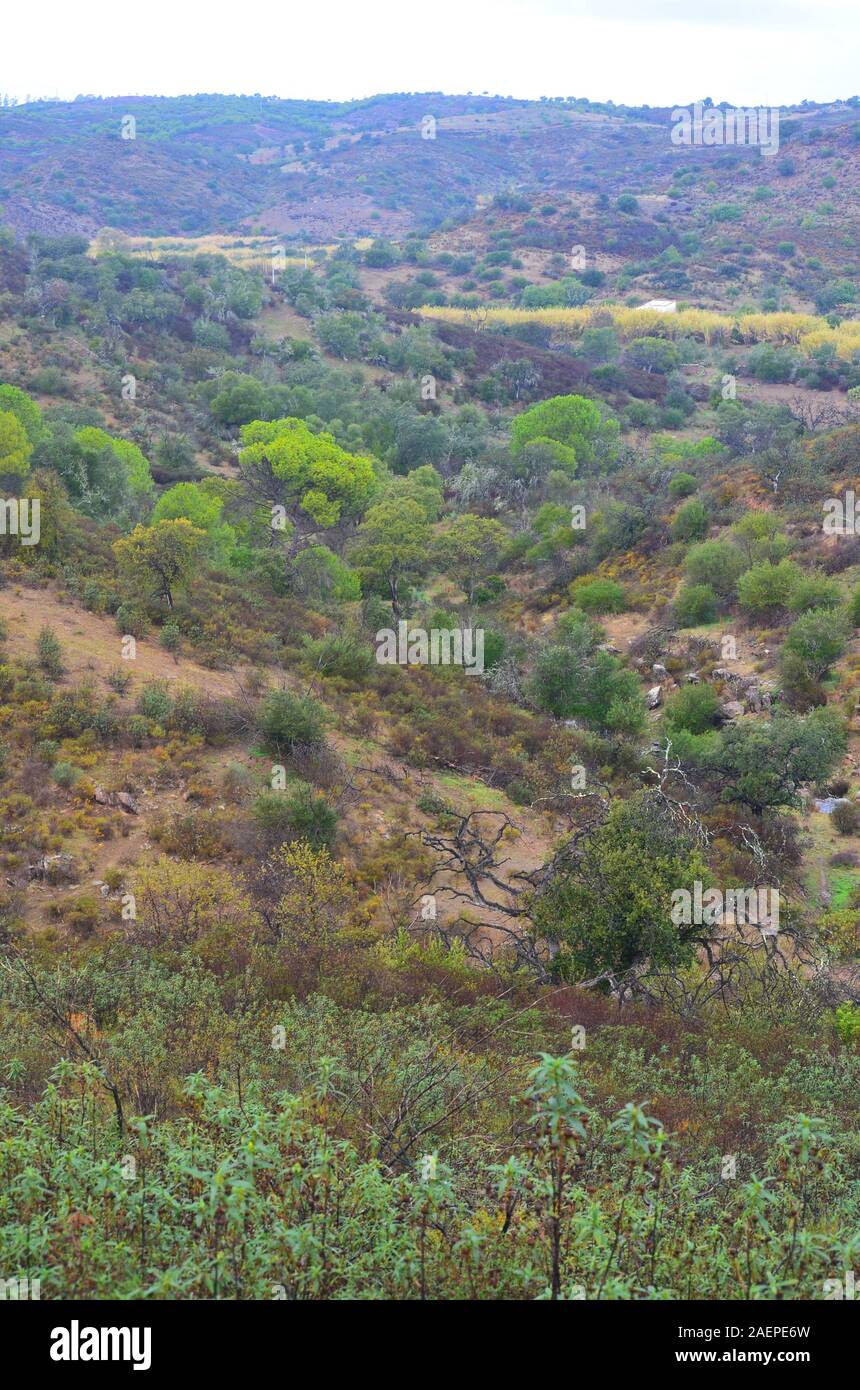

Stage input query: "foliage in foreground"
[{"left": 1, "top": 998, "right": 858, "bottom": 1300}]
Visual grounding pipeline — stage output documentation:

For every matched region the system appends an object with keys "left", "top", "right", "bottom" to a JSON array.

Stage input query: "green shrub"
[
  {"left": 52, "top": 761, "right": 81, "bottom": 788},
  {"left": 781, "top": 608, "right": 848, "bottom": 681},
  {"left": 252, "top": 783, "right": 338, "bottom": 849},
  {"left": 571, "top": 578, "right": 627, "bottom": 615},
  {"left": 674, "top": 583, "right": 717, "bottom": 626},
  {"left": 668, "top": 472, "right": 698, "bottom": 498},
  {"left": 36, "top": 627, "right": 64, "bottom": 680},
  {"left": 671, "top": 498, "right": 709, "bottom": 543},
  {"left": 664, "top": 684, "right": 721, "bottom": 735},
  {"left": 737, "top": 559, "right": 802, "bottom": 614},
  {"left": 137, "top": 683, "right": 172, "bottom": 723},
  {"left": 831, "top": 800, "right": 860, "bottom": 835},
  {"left": 685, "top": 540, "right": 746, "bottom": 598},
  {"left": 257, "top": 690, "right": 326, "bottom": 754},
  {"left": 788, "top": 573, "right": 841, "bottom": 614},
  {"left": 301, "top": 632, "right": 373, "bottom": 680},
  {"left": 115, "top": 606, "right": 149, "bottom": 639},
  {"left": 160, "top": 622, "right": 182, "bottom": 653},
  {"left": 106, "top": 667, "right": 132, "bottom": 694}
]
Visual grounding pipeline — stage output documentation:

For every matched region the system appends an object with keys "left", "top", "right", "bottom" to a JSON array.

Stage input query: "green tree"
[
  {"left": 532, "top": 793, "right": 712, "bottom": 979},
  {"left": 210, "top": 373, "right": 270, "bottom": 426},
  {"left": 113, "top": 519, "right": 205, "bottom": 609},
  {"left": 349, "top": 497, "right": 431, "bottom": 617},
  {"left": 152, "top": 482, "right": 236, "bottom": 563},
  {"left": 510, "top": 394, "right": 620, "bottom": 474},
  {"left": 0, "top": 410, "right": 32, "bottom": 480},
  {"left": 708, "top": 708, "right": 847, "bottom": 814},
  {"left": 0, "top": 384, "right": 45, "bottom": 444},
  {"left": 433, "top": 514, "right": 507, "bottom": 602},
  {"left": 240, "top": 417, "right": 378, "bottom": 554}
]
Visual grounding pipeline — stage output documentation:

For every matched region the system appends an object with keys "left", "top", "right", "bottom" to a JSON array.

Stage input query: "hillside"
[{"left": 2, "top": 87, "right": 860, "bottom": 1308}]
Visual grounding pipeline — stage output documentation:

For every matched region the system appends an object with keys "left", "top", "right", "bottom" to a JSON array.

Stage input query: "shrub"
[
  {"left": 664, "top": 684, "right": 721, "bottom": 735},
  {"left": 668, "top": 472, "right": 698, "bottom": 498},
  {"left": 64, "top": 893, "right": 100, "bottom": 934},
  {"left": 781, "top": 608, "right": 848, "bottom": 681},
  {"left": 160, "top": 622, "right": 182, "bottom": 653},
  {"left": 674, "top": 583, "right": 717, "bottom": 626},
  {"left": 115, "top": 606, "right": 149, "bottom": 639},
  {"left": 252, "top": 782, "right": 338, "bottom": 850},
  {"left": 257, "top": 690, "right": 326, "bottom": 754},
  {"left": 36, "top": 627, "right": 64, "bottom": 680},
  {"left": 137, "top": 683, "right": 172, "bottom": 723},
  {"left": 831, "top": 800, "right": 860, "bottom": 835},
  {"left": 571, "top": 578, "right": 627, "bottom": 615},
  {"left": 788, "top": 573, "right": 842, "bottom": 614},
  {"left": 671, "top": 498, "right": 709, "bottom": 543},
  {"left": 126, "top": 714, "right": 151, "bottom": 746},
  {"left": 51, "top": 761, "right": 81, "bottom": 788},
  {"left": 106, "top": 667, "right": 132, "bottom": 694},
  {"left": 685, "top": 541, "right": 746, "bottom": 598},
  {"left": 301, "top": 632, "right": 373, "bottom": 680},
  {"left": 737, "top": 559, "right": 802, "bottom": 614}
]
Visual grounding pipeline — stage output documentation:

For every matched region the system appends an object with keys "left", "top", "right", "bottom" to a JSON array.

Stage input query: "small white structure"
[{"left": 635, "top": 299, "right": 677, "bottom": 313}]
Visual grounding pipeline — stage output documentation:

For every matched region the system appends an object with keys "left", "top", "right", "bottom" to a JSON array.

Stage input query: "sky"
[{"left": 5, "top": 0, "right": 860, "bottom": 108}]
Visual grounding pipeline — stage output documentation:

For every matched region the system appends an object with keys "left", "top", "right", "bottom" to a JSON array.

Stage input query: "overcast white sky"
[{"left": 6, "top": 0, "right": 860, "bottom": 107}]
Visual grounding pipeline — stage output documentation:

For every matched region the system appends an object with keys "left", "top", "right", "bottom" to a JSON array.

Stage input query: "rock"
[
  {"left": 28, "top": 854, "right": 78, "bottom": 885},
  {"left": 684, "top": 672, "right": 700, "bottom": 683},
  {"left": 598, "top": 643, "right": 619, "bottom": 654},
  {"left": 745, "top": 687, "right": 772, "bottom": 713},
  {"left": 647, "top": 685, "right": 663, "bottom": 709},
  {"left": 92, "top": 786, "right": 139, "bottom": 813},
  {"left": 718, "top": 700, "right": 744, "bottom": 723},
  {"left": 712, "top": 667, "right": 733, "bottom": 681},
  {"left": 652, "top": 663, "right": 668, "bottom": 679}
]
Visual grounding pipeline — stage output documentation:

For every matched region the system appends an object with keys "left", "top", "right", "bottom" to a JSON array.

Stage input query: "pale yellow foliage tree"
[{"left": 130, "top": 856, "right": 258, "bottom": 953}]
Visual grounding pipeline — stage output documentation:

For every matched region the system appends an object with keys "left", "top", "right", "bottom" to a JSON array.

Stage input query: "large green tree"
[
  {"left": 532, "top": 793, "right": 712, "bottom": 980},
  {"left": 433, "top": 513, "right": 507, "bottom": 602},
  {"left": 239, "top": 417, "right": 378, "bottom": 555},
  {"left": 113, "top": 519, "right": 205, "bottom": 609},
  {"left": 510, "top": 394, "right": 620, "bottom": 474},
  {"left": 708, "top": 708, "right": 847, "bottom": 814},
  {"left": 349, "top": 498, "right": 430, "bottom": 618}
]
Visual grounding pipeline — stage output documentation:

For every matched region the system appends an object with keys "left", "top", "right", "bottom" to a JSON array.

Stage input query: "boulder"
[
  {"left": 647, "top": 685, "right": 663, "bottom": 709},
  {"left": 28, "top": 854, "right": 78, "bottom": 885},
  {"left": 718, "top": 700, "right": 744, "bottom": 723}
]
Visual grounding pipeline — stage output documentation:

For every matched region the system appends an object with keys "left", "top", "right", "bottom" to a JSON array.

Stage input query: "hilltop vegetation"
[{"left": 2, "top": 92, "right": 860, "bottom": 1301}]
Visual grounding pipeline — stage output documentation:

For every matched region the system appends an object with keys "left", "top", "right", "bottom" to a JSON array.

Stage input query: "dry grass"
[{"left": 421, "top": 303, "right": 860, "bottom": 358}]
